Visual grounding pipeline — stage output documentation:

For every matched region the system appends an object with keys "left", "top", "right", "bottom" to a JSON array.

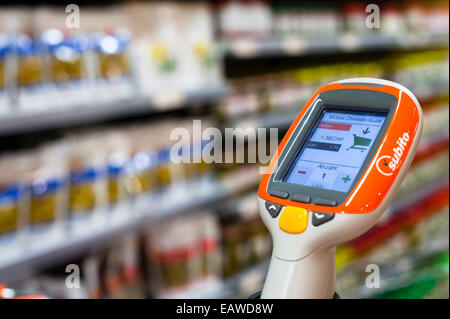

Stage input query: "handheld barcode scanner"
[{"left": 257, "top": 78, "right": 423, "bottom": 299}]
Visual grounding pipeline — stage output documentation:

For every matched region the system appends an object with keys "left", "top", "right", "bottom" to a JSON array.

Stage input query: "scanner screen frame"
[
  {"left": 267, "top": 89, "right": 398, "bottom": 205},
  {"left": 282, "top": 108, "right": 388, "bottom": 192}
]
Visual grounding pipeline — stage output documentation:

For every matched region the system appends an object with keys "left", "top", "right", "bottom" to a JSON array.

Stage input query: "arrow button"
[
  {"left": 312, "top": 212, "right": 335, "bottom": 226},
  {"left": 265, "top": 201, "right": 282, "bottom": 218}
]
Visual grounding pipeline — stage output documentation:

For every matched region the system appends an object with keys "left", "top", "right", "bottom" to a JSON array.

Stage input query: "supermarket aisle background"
[{"left": 0, "top": 0, "right": 448, "bottom": 299}]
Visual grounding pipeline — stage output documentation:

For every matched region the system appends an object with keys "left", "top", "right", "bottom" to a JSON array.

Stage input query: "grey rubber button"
[
  {"left": 314, "top": 198, "right": 337, "bottom": 206},
  {"left": 265, "top": 201, "right": 282, "bottom": 218},
  {"left": 268, "top": 190, "right": 289, "bottom": 199},
  {"left": 291, "top": 193, "right": 311, "bottom": 203},
  {"left": 312, "top": 212, "right": 335, "bottom": 226}
]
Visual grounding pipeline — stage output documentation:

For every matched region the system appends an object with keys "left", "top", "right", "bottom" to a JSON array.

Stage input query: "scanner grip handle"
[{"left": 261, "top": 247, "right": 336, "bottom": 299}]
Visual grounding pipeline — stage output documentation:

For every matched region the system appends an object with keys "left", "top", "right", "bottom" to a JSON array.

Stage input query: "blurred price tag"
[
  {"left": 151, "top": 91, "right": 186, "bottom": 110},
  {"left": 231, "top": 39, "right": 259, "bottom": 58},
  {"left": 339, "top": 34, "right": 361, "bottom": 52},
  {"left": 238, "top": 196, "right": 259, "bottom": 219},
  {"left": 237, "top": 119, "right": 258, "bottom": 130},
  {"left": 399, "top": 33, "right": 429, "bottom": 48},
  {"left": 223, "top": 165, "right": 259, "bottom": 192},
  {"left": 259, "top": 165, "right": 269, "bottom": 175},
  {"left": 238, "top": 266, "right": 266, "bottom": 295},
  {"left": 282, "top": 36, "right": 306, "bottom": 55}
]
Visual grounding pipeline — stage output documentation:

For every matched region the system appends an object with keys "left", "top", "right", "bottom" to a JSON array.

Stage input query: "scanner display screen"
[{"left": 284, "top": 109, "right": 386, "bottom": 192}]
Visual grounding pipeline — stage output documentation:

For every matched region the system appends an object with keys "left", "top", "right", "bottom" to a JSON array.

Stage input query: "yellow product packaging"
[
  {"left": 196, "top": 139, "right": 215, "bottom": 176},
  {"left": 124, "top": 126, "right": 159, "bottom": 198},
  {"left": 47, "top": 32, "right": 84, "bottom": 83},
  {"left": 126, "top": 150, "right": 158, "bottom": 197},
  {"left": 0, "top": 183, "right": 25, "bottom": 243},
  {"left": 147, "top": 3, "right": 183, "bottom": 93},
  {"left": 29, "top": 142, "right": 68, "bottom": 241},
  {"left": 197, "top": 213, "right": 222, "bottom": 283},
  {"left": 16, "top": 33, "right": 49, "bottom": 111},
  {"left": 101, "top": 130, "right": 132, "bottom": 221},
  {"left": 95, "top": 30, "right": 130, "bottom": 80},
  {"left": 180, "top": 2, "right": 222, "bottom": 91},
  {"left": 152, "top": 121, "right": 185, "bottom": 190},
  {"left": 146, "top": 216, "right": 203, "bottom": 297},
  {"left": 42, "top": 30, "right": 91, "bottom": 106},
  {"left": 104, "top": 235, "right": 145, "bottom": 299},
  {"left": 168, "top": 118, "right": 216, "bottom": 185},
  {"left": 156, "top": 147, "right": 174, "bottom": 188},
  {"left": 0, "top": 153, "right": 32, "bottom": 257},
  {"left": 221, "top": 220, "right": 248, "bottom": 278},
  {"left": 92, "top": 29, "right": 134, "bottom": 101},
  {"left": 0, "top": 37, "right": 10, "bottom": 114},
  {"left": 67, "top": 134, "right": 108, "bottom": 231}
]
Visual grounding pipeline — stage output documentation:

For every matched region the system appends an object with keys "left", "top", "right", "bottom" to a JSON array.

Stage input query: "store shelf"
[
  {"left": 218, "top": 260, "right": 269, "bottom": 298},
  {"left": 228, "top": 93, "right": 449, "bottom": 132},
  {"left": 225, "top": 108, "right": 298, "bottom": 132},
  {"left": 351, "top": 179, "right": 449, "bottom": 255},
  {"left": 0, "top": 85, "right": 227, "bottom": 137},
  {"left": 0, "top": 178, "right": 230, "bottom": 284},
  {"left": 412, "top": 136, "right": 449, "bottom": 167},
  {"left": 168, "top": 179, "right": 450, "bottom": 299},
  {"left": 224, "top": 33, "right": 449, "bottom": 59},
  {"left": 338, "top": 234, "right": 449, "bottom": 299},
  {"left": 355, "top": 240, "right": 449, "bottom": 299},
  {"left": 188, "top": 259, "right": 269, "bottom": 299},
  {"left": 391, "top": 175, "right": 449, "bottom": 215},
  {"left": 2, "top": 136, "right": 441, "bottom": 285}
]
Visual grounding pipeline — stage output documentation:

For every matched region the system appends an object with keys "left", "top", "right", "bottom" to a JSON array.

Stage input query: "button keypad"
[
  {"left": 291, "top": 193, "right": 311, "bottom": 203},
  {"left": 268, "top": 189, "right": 289, "bottom": 199},
  {"left": 312, "top": 212, "right": 335, "bottom": 226},
  {"left": 314, "top": 198, "right": 338, "bottom": 206},
  {"left": 265, "top": 201, "right": 282, "bottom": 218}
]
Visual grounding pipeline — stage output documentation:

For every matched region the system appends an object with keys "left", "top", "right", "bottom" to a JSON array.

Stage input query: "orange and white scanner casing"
[{"left": 258, "top": 78, "right": 423, "bottom": 299}]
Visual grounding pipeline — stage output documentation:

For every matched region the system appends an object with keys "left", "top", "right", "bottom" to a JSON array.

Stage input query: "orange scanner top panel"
[{"left": 257, "top": 82, "right": 422, "bottom": 214}]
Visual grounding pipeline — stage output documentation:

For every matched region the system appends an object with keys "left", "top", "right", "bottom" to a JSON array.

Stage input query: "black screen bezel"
[
  {"left": 267, "top": 88, "right": 398, "bottom": 206},
  {"left": 281, "top": 108, "right": 388, "bottom": 192}
]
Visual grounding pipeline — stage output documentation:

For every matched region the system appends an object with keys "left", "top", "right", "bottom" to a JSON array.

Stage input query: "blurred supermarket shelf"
[
  {"left": 224, "top": 34, "right": 450, "bottom": 59},
  {"left": 0, "top": 85, "right": 228, "bottom": 137},
  {"left": 352, "top": 238, "right": 449, "bottom": 299},
  {"left": 184, "top": 259, "right": 269, "bottom": 299},
  {"left": 228, "top": 90, "right": 449, "bottom": 132},
  {"left": 351, "top": 179, "right": 449, "bottom": 256},
  {"left": 226, "top": 108, "right": 298, "bottom": 132},
  {"left": 390, "top": 175, "right": 449, "bottom": 216},
  {"left": 0, "top": 0, "right": 448, "bottom": 299},
  {"left": 227, "top": 112, "right": 450, "bottom": 154},
  {"left": 2, "top": 168, "right": 445, "bottom": 286},
  {"left": 204, "top": 176, "right": 449, "bottom": 299},
  {"left": 0, "top": 178, "right": 231, "bottom": 284},
  {"left": 209, "top": 259, "right": 269, "bottom": 299},
  {"left": 340, "top": 234, "right": 449, "bottom": 299},
  {"left": 0, "top": 119, "right": 446, "bottom": 286},
  {"left": 337, "top": 181, "right": 449, "bottom": 298},
  {"left": 413, "top": 136, "right": 449, "bottom": 166},
  {"left": 411, "top": 135, "right": 449, "bottom": 167}
]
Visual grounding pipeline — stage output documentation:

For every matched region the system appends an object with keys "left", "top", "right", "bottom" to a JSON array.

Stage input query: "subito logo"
[{"left": 376, "top": 132, "right": 410, "bottom": 176}]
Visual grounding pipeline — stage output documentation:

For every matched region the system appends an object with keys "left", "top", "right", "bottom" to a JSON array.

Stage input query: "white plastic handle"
[{"left": 261, "top": 247, "right": 336, "bottom": 299}]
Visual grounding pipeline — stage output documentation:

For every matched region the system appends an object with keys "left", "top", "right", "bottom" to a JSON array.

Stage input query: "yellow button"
[{"left": 279, "top": 206, "right": 309, "bottom": 234}]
